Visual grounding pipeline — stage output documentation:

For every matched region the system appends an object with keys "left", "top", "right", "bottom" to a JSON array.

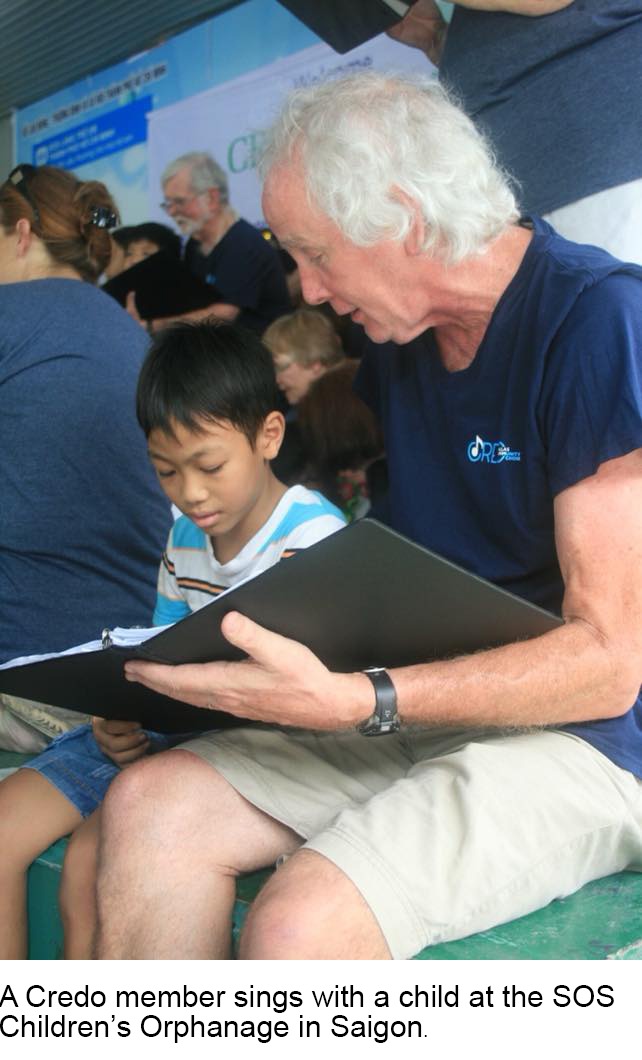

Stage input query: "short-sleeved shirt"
[
  {"left": 184, "top": 218, "right": 291, "bottom": 333},
  {"left": 356, "top": 218, "right": 642, "bottom": 778},
  {"left": 154, "top": 485, "right": 345, "bottom": 625},
  {"left": 440, "top": 1, "right": 642, "bottom": 215},
  {"left": 0, "top": 280, "right": 172, "bottom": 662}
]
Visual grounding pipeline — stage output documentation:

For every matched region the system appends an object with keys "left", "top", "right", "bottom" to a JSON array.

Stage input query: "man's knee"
[
  {"left": 101, "top": 749, "right": 214, "bottom": 838},
  {"left": 100, "top": 750, "right": 289, "bottom": 875},
  {"left": 239, "top": 850, "right": 390, "bottom": 959}
]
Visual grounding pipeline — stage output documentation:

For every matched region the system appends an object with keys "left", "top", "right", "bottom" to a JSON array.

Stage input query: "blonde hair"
[
  {"left": 263, "top": 308, "right": 343, "bottom": 369},
  {"left": 0, "top": 165, "right": 118, "bottom": 282}
]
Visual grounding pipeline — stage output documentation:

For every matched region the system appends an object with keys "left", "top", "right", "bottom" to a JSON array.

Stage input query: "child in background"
[
  {"left": 263, "top": 307, "right": 345, "bottom": 407},
  {"left": 0, "top": 321, "right": 345, "bottom": 960},
  {"left": 122, "top": 221, "right": 182, "bottom": 269},
  {"left": 298, "top": 360, "right": 387, "bottom": 521},
  {"left": 264, "top": 307, "right": 347, "bottom": 485}
]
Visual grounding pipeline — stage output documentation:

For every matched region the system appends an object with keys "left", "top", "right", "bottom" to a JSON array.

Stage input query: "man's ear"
[
  {"left": 393, "top": 188, "right": 426, "bottom": 257},
  {"left": 259, "top": 410, "right": 286, "bottom": 459},
  {"left": 207, "top": 186, "right": 221, "bottom": 212},
  {"left": 15, "top": 218, "right": 34, "bottom": 257}
]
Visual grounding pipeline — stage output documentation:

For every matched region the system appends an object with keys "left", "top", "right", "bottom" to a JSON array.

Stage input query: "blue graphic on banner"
[{"left": 32, "top": 96, "right": 152, "bottom": 169}]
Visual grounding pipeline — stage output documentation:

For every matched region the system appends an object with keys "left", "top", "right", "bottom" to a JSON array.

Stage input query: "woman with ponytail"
[{"left": 0, "top": 165, "right": 171, "bottom": 752}]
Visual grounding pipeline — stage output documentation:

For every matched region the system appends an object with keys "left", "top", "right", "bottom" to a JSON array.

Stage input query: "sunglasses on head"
[
  {"left": 6, "top": 164, "right": 41, "bottom": 227},
  {"left": 5, "top": 165, "right": 118, "bottom": 232}
]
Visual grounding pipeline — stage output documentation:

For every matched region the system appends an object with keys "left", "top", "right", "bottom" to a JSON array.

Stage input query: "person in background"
[
  {"left": 298, "top": 360, "right": 386, "bottom": 520},
  {"left": 122, "top": 221, "right": 182, "bottom": 268},
  {"left": 263, "top": 307, "right": 346, "bottom": 484},
  {"left": 102, "top": 224, "right": 136, "bottom": 281},
  {"left": 156, "top": 151, "right": 291, "bottom": 332},
  {"left": 263, "top": 307, "right": 346, "bottom": 407},
  {"left": 0, "top": 164, "right": 172, "bottom": 752},
  {"left": 387, "top": 0, "right": 642, "bottom": 263}
]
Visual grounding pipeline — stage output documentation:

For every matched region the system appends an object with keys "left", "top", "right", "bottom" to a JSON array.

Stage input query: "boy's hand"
[
  {"left": 124, "top": 611, "right": 372, "bottom": 732},
  {"left": 92, "top": 716, "right": 150, "bottom": 767}
]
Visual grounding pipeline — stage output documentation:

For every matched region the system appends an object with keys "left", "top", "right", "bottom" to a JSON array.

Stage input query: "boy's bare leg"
[
  {"left": 0, "top": 769, "right": 81, "bottom": 959},
  {"left": 60, "top": 808, "right": 101, "bottom": 959},
  {"left": 95, "top": 749, "right": 302, "bottom": 959}
]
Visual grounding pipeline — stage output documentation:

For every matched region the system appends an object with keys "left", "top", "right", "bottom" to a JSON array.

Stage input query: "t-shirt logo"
[{"left": 467, "top": 435, "right": 521, "bottom": 464}]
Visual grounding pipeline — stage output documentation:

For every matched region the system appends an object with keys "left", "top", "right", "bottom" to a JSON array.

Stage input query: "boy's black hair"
[
  {"left": 136, "top": 321, "right": 281, "bottom": 446},
  {"left": 131, "top": 221, "right": 182, "bottom": 260},
  {"left": 111, "top": 225, "right": 137, "bottom": 249}
]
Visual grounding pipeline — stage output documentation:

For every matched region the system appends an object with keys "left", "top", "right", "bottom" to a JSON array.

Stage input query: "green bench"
[{"left": 3, "top": 751, "right": 641, "bottom": 960}]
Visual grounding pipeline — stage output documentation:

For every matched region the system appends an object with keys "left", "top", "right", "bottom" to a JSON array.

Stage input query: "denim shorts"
[{"left": 22, "top": 723, "right": 187, "bottom": 818}]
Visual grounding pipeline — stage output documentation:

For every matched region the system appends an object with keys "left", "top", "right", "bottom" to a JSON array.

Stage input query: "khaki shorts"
[{"left": 182, "top": 726, "right": 642, "bottom": 959}]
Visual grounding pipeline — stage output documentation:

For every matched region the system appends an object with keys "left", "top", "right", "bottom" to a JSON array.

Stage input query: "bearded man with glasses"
[{"left": 155, "top": 151, "right": 291, "bottom": 334}]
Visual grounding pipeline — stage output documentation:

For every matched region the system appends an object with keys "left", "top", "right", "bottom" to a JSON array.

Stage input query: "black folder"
[
  {"left": 102, "top": 251, "right": 221, "bottom": 320},
  {"left": 277, "top": 1, "right": 405, "bottom": 53},
  {"left": 0, "top": 519, "right": 562, "bottom": 734}
]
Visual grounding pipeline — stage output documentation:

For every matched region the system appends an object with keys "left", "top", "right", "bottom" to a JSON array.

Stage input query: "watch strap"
[{"left": 358, "top": 667, "right": 400, "bottom": 737}]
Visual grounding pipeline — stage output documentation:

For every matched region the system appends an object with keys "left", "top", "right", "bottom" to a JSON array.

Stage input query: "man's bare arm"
[
  {"left": 451, "top": 1, "right": 574, "bottom": 13},
  {"left": 124, "top": 449, "right": 642, "bottom": 733},
  {"left": 388, "top": 1, "right": 573, "bottom": 66},
  {"left": 392, "top": 448, "right": 642, "bottom": 729},
  {"left": 125, "top": 290, "right": 240, "bottom": 332},
  {"left": 160, "top": 302, "right": 240, "bottom": 326}
]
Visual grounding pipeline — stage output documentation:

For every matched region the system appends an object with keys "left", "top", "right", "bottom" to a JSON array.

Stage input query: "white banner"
[{"left": 147, "top": 35, "right": 433, "bottom": 229}]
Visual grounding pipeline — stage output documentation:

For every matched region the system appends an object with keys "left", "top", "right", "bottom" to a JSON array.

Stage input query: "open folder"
[
  {"left": 102, "top": 251, "right": 222, "bottom": 320},
  {"left": 0, "top": 520, "right": 562, "bottom": 734}
]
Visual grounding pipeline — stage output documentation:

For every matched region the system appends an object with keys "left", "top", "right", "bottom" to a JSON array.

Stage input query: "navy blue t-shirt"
[
  {"left": 356, "top": 219, "right": 642, "bottom": 778},
  {"left": 0, "top": 279, "right": 172, "bottom": 661},
  {"left": 440, "top": 1, "right": 642, "bottom": 215},
  {"left": 184, "top": 218, "right": 291, "bottom": 333}
]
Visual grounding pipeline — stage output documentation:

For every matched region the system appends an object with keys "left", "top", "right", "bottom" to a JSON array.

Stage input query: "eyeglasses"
[
  {"left": 6, "top": 164, "right": 41, "bottom": 227},
  {"left": 159, "top": 192, "right": 205, "bottom": 213},
  {"left": 272, "top": 355, "right": 296, "bottom": 374}
]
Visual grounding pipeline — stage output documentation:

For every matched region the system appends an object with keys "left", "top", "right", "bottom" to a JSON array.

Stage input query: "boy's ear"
[{"left": 259, "top": 410, "right": 286, "bottom": 459}]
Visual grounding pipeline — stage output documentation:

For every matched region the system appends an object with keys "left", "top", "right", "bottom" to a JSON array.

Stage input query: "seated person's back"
[{"left": 0, "top": 165, "right": 172, "bottom": 665}]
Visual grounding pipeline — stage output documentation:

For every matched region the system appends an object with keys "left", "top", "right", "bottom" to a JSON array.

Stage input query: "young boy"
[{"left": 0, "top": 321, "right": 345, "bottom": 960}]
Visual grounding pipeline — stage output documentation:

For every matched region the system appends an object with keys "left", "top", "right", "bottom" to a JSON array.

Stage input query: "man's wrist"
[{"left": 357, "top": 668, "right": 400, "bottom": 736}]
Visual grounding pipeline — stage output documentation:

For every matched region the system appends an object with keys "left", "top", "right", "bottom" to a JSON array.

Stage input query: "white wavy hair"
[{"left": 261, "top": 71, "right": 519, "bottom": 264}]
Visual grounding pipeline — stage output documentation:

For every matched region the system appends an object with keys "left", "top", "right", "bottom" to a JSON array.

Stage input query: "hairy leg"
[
  {"left": 95, "top": 749, "right": 302, "bottom": 959},
  {"left": 60, "top": 808, "right": 102, "bottom": 959},
  {"left": 240, "top": 849, "right": 391, "bottom": 960},
  {"left": 0, "top": 769, "right": 81, "bottom": 959}
]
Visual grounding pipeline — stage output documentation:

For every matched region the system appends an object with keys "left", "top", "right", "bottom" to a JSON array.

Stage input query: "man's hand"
[
  {"left": 125, "top": 290, "right": 146, "bottom": 328},
  {"left": 387, "top": 0, "right": 575, "bottom": 64},
  {"left": 92, "top": 716, "right": 150, "bottom": 767},
  {"left": 387, "top": 1, "right": 447, "bottom": 65},
  {"left": 124, "top": 611, "right": 372, "bottom": 731}
]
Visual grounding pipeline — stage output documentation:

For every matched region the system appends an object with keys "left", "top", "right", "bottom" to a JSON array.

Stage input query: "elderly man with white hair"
[
  {"left": 157, "top": 150, "right": 291, "bottom": 332},
  {"left": 95, "top": 73, "right": 642, "bottom": 960}
]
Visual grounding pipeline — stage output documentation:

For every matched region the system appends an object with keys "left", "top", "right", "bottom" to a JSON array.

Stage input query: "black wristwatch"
[{"left": 357, "top": 667, "right": 400, "bottom": 737}]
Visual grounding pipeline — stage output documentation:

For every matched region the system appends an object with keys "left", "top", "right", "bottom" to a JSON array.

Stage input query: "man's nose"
[{"left": 298, "top": 263, "right": 330, "bottom": 306}]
